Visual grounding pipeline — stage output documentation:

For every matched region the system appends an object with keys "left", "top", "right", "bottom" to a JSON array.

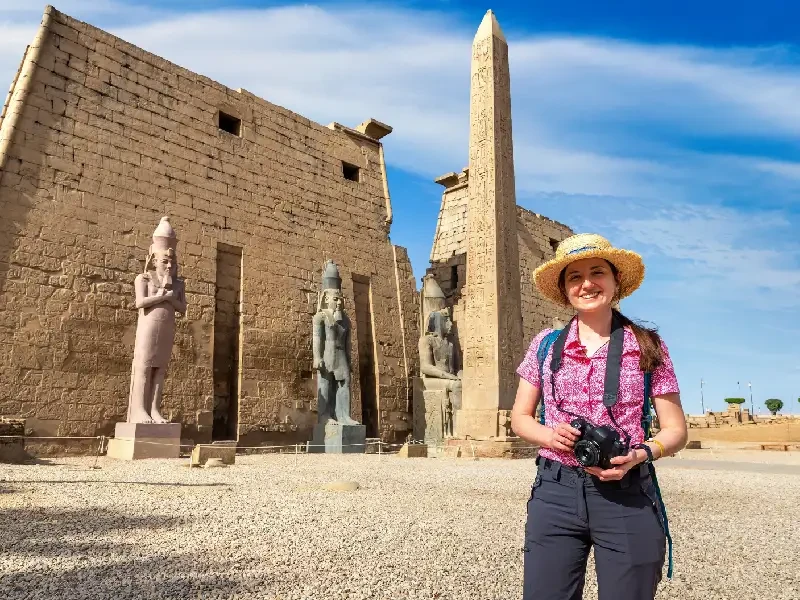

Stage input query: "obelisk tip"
[{"left": 474, "top": 9, "right": 506, "bottom": 42}]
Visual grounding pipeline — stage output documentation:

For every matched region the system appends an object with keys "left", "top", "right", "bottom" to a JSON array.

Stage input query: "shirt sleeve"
[
  {"left": 651, "top": 337, "right": 680, "bottom": 396},
  {"left": 516, "top": 329, "right": 554, "bottom": 388}
]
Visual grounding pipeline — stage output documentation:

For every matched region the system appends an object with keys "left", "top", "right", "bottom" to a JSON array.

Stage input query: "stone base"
[
  {"left": 309, "top": 422, "right": 366, "bottom": 454},
  {"left": 397, "top": 443, "right": 428, "bottom": 458},
  {"left": 412, "top": 379, "right": 447, "bottom": 443},
  {"left": 441, "top": 445, "right": 462, "bottom": 458},
  {"left": 760, "top": 443, "right": 789, "bottom": 452},
  {"left": 442, "top": 437, "right": 538, "bottom": 459},
  {"left": 0, "top": 418, "right": 27, "bottom": 464},
  {"left": 455, "top": 409, "right": 502, "bottom": 439},
  {"left": 191, "top": 441, "right": 237, "bottom": 467},
  {"left": 107, "top": 422, "right": 181, "bottom": 460}
]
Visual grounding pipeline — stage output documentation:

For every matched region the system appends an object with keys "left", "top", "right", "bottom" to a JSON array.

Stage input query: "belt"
[{"left": 535, "top": 455, "right": 649, "bottom": 488}]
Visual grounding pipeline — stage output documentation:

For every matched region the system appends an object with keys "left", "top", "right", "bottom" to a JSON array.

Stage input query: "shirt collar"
[
  {"left": 563, "top": 317, "right": 589, "bottom": 356},
  {"left": 563, "top": 316, "right": 632, "bottom": 358}
]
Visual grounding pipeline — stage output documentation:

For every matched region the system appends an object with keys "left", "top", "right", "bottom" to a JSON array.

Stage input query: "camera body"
[{"left": 570, "top": 417, "right": 628, "bottom": 469}]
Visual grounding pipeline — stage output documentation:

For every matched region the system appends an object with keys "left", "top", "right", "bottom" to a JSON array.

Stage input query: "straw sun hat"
[{"left": 533, "top": 233, "right": 645, "bottom": 306}]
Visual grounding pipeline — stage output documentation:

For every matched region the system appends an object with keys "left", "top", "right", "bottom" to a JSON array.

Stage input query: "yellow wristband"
[{"left": 648, "top": 438, "right": 666, "bottom": 459}]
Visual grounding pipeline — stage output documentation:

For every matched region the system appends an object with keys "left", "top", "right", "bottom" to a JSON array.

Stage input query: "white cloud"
[
  {"left": 755, "top": 159, "right": 800, "bottom": 181},
  {"left": 611, "top": 203, "right": 800, "bottom": 312},
  {"left": 0, "top": 24, "right": 35, "bottom": 89},
  {"left": 510, "top": 38, "right": 800, "bottom": 143}
]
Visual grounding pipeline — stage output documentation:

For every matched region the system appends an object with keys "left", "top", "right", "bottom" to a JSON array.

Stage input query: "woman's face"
[{"left": 562, "top": 258, "right": 619, "bottom": 312}]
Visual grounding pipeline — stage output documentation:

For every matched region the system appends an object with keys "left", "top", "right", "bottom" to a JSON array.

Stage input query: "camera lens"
[{"left": 574, "top": 440, "right": 600, "bottom": 467}]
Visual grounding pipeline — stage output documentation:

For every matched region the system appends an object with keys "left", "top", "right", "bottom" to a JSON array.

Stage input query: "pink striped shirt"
[{"left": 516, "top": 318, "right": 680, "bottom": 467}]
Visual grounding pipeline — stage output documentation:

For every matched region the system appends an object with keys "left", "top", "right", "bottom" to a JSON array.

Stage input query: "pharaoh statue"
[
  {"left": 312, "top": 260, "right": 358, "bottom": 426},
  {"left": 126, "top": 216, "right": 187, "bottom": 424},
  {"left": 414, "top": 276, "right": 462, "bottom": 440}
]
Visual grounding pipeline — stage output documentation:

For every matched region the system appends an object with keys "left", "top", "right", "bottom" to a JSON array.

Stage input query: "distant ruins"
[
  {"left": 686, "top": 404, "right": 755, "bottom": 428},
  {"left": 0, "top": 6, "right": 573, "bottom": 452}
]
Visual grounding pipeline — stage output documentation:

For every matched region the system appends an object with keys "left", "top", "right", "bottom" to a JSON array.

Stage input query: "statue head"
[
  {"left": 320, "top": 289, "right": 344, "bottom": 314},
  {"left": 317, "top": 260, "right": 345, "bottom": 319},
  {"left": 145, "top": 216, "right": 179, "bottom": 286},
  {"left": 150, "top": 248, "right": 177, "bottom": 289},
  {"left": 426, "top": 307, "right": 453, "bottom": 339},
  {"left": 421, "top": 275, "right": 447, "bottom": 332},
  {"left": 321, "top": 259, "right": 342, "bottom": 291}
]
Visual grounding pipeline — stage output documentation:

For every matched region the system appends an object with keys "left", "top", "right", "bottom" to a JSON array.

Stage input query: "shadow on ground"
[{"left": 0, "top": 507, "right": 244, "bottom": 599}]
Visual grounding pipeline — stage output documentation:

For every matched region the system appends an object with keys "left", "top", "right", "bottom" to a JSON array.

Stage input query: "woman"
[{"left": 511, "top": 233, "right": 688, "bottom": 600}]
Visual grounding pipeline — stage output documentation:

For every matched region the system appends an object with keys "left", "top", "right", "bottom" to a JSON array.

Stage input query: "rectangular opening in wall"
[
  {"left": 549, "top": 238, "right": 559, "bottom": 253},
  {"left": 450, "top": 264, "right": 459, "bottom": 290},
  {"left": 352, "top": 274, "right": 378, "bottom": 438},
  {"left": 218, "top": 111, "right": 241, "bottom": 136},
  {"left": 342, "top": 161, "right": 360, "bottom": 182},
  {"left": 213, "top": 243, "right": 243, "bottom": 441}
]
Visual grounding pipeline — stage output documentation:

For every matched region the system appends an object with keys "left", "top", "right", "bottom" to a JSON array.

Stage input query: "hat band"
[{"left": 566, "top": 245, "right": 599, "bottom": 256}]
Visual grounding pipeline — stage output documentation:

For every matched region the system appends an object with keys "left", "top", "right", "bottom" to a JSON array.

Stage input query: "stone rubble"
[{"left": 0, "top": 454, "right": 797, "bottom": 600}]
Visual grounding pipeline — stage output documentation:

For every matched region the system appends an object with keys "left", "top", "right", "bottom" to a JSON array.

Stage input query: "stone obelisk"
[{"left": 459, "top": 10, "right": 523, "bottom": 439}]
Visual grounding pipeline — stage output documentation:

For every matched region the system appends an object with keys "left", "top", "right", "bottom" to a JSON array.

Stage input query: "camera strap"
[
  {"left": 602, "top": 311, "right": 625, "bottom": 408},
  {"left": 549, "top": 311, "right": 625, "bottom": 405},
  {"left": 547, "top": 311, "right": 631, "bottom": 447}
]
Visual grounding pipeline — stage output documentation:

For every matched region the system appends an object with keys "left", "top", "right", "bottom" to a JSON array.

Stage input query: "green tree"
[
  {"left": 765, "top": 399, "right": 783, "bottom": 415},
  {"left": 724, "top": 397, "right": 746, "bottom": 405}
]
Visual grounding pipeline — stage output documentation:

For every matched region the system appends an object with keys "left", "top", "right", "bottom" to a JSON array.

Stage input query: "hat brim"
[{"left": 532, "top": 248, "right": 645, "bottom": 306}]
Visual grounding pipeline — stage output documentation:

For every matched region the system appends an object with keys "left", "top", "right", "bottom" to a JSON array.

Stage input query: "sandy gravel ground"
[{"left": 0, "top": 452, "right": 797, "bottom": 600}]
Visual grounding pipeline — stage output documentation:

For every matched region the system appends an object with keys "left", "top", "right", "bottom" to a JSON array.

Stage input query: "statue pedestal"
[
  {"left": 107, "top": 423, "right": 181, "bottom": 460},
  {"left": 309, "top": 422, "right": 366, "bottom": 454},
  {"left": 454, "top": 409, "right": 502, "bottom": 439},
  {"left": 412, "top": 378, "right": 447, "bottom": 444}
]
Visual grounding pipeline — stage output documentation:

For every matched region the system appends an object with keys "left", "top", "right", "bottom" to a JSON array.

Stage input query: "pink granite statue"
[{"left": 127, "top": 217, "right": 187, "bottom": 424}]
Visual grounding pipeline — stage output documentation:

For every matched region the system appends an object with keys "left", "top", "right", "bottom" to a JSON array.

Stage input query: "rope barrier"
[{"left": 0, "top": 435, "right": 411, "bottom": 453}]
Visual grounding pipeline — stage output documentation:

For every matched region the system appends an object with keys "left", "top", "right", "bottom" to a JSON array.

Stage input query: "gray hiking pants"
[{"left": 523, "top": 458, "right": 666, "bottom": 600}]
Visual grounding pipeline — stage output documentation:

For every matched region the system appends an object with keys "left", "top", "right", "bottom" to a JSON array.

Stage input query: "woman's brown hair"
[{"left": 558, "top": 261, "right": 663, "bottom": 373}]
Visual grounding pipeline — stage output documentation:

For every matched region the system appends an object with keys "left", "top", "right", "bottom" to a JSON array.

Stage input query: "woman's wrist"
[
  {"left": 632, "top": 447, "right": 649, "bottom": 465},
  {"left": 647, "top": 438, "right": 667, "bottom": 459},
  {"left": 540, "top": 425, "right": 555, "bottom": 450}
]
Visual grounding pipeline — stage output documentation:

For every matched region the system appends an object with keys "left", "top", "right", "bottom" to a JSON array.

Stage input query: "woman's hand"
[
  {"left": 549, "top": 422, "right": 581, "bottom": 452},
  {"left": 584, "top": 449, "right": 645, "bottom": 481}
]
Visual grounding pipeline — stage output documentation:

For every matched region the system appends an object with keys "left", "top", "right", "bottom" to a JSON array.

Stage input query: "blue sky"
[{"left": 2, "top": 1, "right": 799, "bottom": 415}]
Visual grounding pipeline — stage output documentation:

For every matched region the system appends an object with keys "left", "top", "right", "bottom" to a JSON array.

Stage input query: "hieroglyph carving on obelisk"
[{"left": 460, "top": 10, "right": 523, "bottom": 438}]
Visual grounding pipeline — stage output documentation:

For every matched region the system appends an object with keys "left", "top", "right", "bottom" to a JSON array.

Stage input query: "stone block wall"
[
  {"left": 426, "top": 171, "right": 574, "bottom": 370},
  {"left": 517, "top": 208, "right": 574, "bottom": 346},
  {"left": 0, "top": 7, "right": 416, "bottom": 445},
  {"left": 391, "top": 245, "right": 419, "bottom": 421},
  {"left": 429, "top": 171, "right": 468, "bottom": 264}
]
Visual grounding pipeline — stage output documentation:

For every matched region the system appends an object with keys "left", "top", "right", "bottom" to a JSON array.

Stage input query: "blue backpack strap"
[
  {"left": 535, "top": 329, "right": 561, "bottom": 426},
  {"left": 643, "top": 372, "right": 674, "bottom": 579}
]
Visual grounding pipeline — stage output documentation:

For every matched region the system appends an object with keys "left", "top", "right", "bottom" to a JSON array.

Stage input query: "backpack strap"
[
  {"left": 643, "top": 371, "right": 674, "bottom": 579},
  {"left": 642, "top": 372, "right": 653, "bottom": 438},
  {"left": 535, "top": 329, "right": 562, "bottom": 425}
]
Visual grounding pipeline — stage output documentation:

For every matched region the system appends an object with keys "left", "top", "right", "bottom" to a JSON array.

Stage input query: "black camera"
[{"left": 570, "top": 417, "right": 628, "bottom": 469}]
